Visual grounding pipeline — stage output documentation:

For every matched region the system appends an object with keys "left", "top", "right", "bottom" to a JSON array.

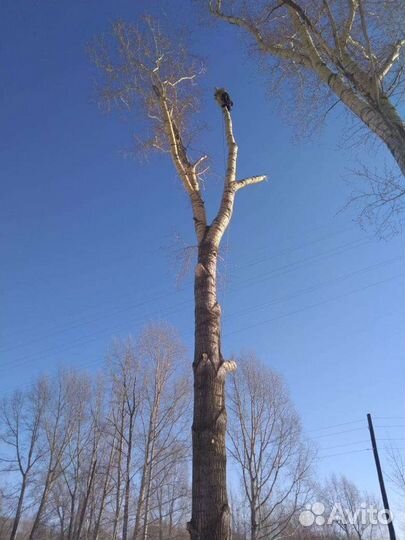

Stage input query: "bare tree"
[
  {"left": 50, "top": 375, "right": 95, "bottom": 540},
  {"left": 0, "top": 380, "right": 47, "bottom": 540},
  {"left": 107, "top": 338, "right": 143, "bottom": 540},
  {"left": 90, "top": 419, "right": 118, "bottom": 540},
  {"left": 320, "top": 474, "right": 380, "bottom": 540},
  {"left": 386, "top": 446, "right": 405, "bottom": 495},
  {"left": 133, "top": 325, "right": 189, "bottom": 540},
  {"left": 208, "top": 0, "right": 405, "bottom": 229},
  {"left": 92, "top": 17, "right": 267, "bottom": 540},
  {"left": 149, "top": 455, "right": 191, "bottom": 540},
  {"left": 0, "top": 327, "right": 191, "bottom": 540},
  {"left": 28, "top": 372, "right": 78, "bottom": 540},
  {"left": 227, "top": 355, "right": 313, "bottom": 540}
]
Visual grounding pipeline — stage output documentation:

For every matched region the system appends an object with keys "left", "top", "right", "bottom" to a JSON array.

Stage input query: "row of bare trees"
[
  {"left": 0, "top": 325, "right": 191, "bottom": 540},
  {"left": 0, "top": 327, "right": 317, "bottom": 540},
  {"left": 232, "top": 474, "right": 385, "bottom": 540}
]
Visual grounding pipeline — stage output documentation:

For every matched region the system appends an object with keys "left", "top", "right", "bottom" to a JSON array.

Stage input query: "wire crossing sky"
[{"left": 1, "top": 0, "right": 404, "bottom": 512}]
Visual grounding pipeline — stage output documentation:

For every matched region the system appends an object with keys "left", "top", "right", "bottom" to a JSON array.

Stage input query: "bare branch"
[
  {"left": 235, "top": 175, "right": 267, "bottom": 190},
  {"left": 341, "top": 0, "right": 358, "bottom": 46},
  {"left": 379, "top": 39, "right": 405, "bottom": 80}
]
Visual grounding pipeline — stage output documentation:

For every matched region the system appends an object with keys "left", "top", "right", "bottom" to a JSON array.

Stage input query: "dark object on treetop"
[{"left": 215, "top": 88, "right": 233, "bottom": 111}]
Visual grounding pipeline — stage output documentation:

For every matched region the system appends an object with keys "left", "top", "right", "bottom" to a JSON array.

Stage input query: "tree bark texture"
[{"left": 188, "top": 239, "right": 231, "bottom": 540}]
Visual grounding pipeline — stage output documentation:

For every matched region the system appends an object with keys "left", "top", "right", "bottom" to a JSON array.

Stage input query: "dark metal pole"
[{"left": 367, "top": 413, "right": 396, "bottom": 540}]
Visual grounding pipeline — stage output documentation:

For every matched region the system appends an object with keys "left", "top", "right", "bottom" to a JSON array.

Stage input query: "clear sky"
[{"left": 1, "top": 0, "right": 404, "bottom": 519}]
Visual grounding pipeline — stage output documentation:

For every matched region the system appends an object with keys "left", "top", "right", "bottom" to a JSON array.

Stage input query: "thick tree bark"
[{"left": 188, "top": 239, "right": 231, "bottom": 540}]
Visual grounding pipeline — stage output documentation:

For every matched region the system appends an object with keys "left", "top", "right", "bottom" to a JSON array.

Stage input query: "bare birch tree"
[
  {"left": 92, "top": 17, "right": 267, "bottom": 540},
  {"left": 208, "top": 0, "right": 405, "bottom": 229},
  {"left": 228, "top": 355, "right": 313, "bottom": 540}
]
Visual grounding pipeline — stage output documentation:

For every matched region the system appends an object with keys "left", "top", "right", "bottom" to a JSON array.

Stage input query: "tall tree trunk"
[
  {"left": 112, "top": 416, "right": 124, "bottom": 540},
  {"left": 250, "top": 500, "right": 258, "bottom": 540},
  {"left": 75, "top": 459, "right": 98, "bottom": 540},
  {"left": 92, "top": 440, "right": 115, "bottom": 540},
  {"left": 133, "top": 388, "right": 159, "bottom": 540},
  {"left": 132, "top": 465, "right": 147, "bottom": 540},
  {"left": 28, "top": 470, "right": 53, "bottom": 540},
  {"left": 141, "top": 427, "right": 157, "bottom": 540},
  {"left": 67, "top": 486, "right": 77, "bottom": 540},
  {"left": 9, "top": 477, "right": 27, "bottom": 540},
  {"left": 188, "top": 239, "right": 231, "bottom": 540},
  {"left": 122, "top": 421, "right": 134, "bottom": 540},
  {"left": 249, "top": 474, "right": 258, "bottom": 540}
]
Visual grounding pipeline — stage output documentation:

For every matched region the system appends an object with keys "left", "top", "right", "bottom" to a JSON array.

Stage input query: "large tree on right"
[{"left": 209, "top": 0, "right": 405, "bottom": 228}]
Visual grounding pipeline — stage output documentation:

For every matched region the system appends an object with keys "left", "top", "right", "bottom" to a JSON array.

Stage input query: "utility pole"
[{"left": 367, "top": 413, "right": 396, "bottom": 540}]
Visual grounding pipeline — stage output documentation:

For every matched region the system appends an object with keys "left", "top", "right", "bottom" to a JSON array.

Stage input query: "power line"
[
  {"left": 375, "top": 425, "right": 405, "bottom": 428},
  {"left": 2, "top": 232, "right": 378, "bottom": 349},
  {"left": 318, "top": 437, "right": 405, "bottom": 452},
  {"left": 224, "top": 256, "right": 402, "bottom": 321},
  {"left": 305, "top": 419, "right": 364, "bottom": 432},
  {"left": 375, "top": 417, "right": 405, "bottom": 420},
  {"left": 1, "top": 257, "right": 402, "bottom": 373},
  {"left": 2, "top": 270, "right": 403, "bottom": 377},
  {"left": 318, "top": 448, "right": 371, "bottom": 460},
  {"left": 320, "top": 440, "right": 371, "bottom": 450},
  {"left": 224, "top": 272, "right": 404, "bottom": 338},
  {"left": 310, "top": 427, "right": 368, "bottom": 439}
]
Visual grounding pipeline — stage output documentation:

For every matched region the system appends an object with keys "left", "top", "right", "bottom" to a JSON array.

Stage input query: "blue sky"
[{"left": 1, "top": 0, "right": 404, "bottom": 516}]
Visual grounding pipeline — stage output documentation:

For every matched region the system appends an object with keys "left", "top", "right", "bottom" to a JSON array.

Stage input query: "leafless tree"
[
  {"left": 28, "top": 372, "right": 79, "bottom": 540},
  {"left": 227, "top": 355, "right": 313, "bottom": 540},
  {"left": 208, "top": 0, "right": 405, "bottom": 231},
  {"left": 92, "top": 17, "right": 267, "bottom": 540},
  {"left": 229, "top": 490, "right": 250, "bottom": 540},
  {"left": 386, "top": 446, "right": 405, "bottom": 495},
  {"left": 0, "top": 326, "right": 192, "bottom": 540},
  {"left": 89, "top": 417, "right": 118, "bottom": 540},
  {"left": 51, "top": 375, "right": 105, "bottom": 540},
  {"left": 320, "top": 474, "right": 380, "bottom": 540},
  {"left": 0, "top": 380, "right": 47, "bottom": 540},
  {"left": 107, "top": 338, "right": 143, "bottom": 540},
  {"left": 132, "top": 324, "right": 189, "bottom": 540},
  {"left": 149, "top": 456, "right": 191, "bottom": 540}
]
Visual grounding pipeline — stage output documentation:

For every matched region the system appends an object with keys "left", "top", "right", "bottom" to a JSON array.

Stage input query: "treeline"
[
  {"left": 0, "top": 325, "right": 387, "bottom": 540},
  {"left": 0, "top": 325, "right": 190, "bottom": 540}
]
